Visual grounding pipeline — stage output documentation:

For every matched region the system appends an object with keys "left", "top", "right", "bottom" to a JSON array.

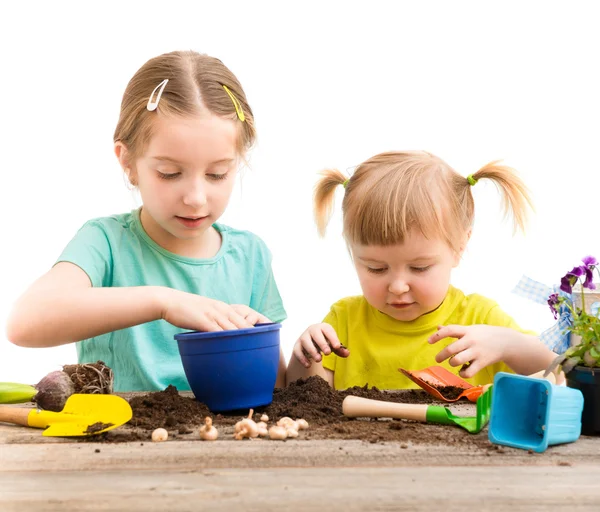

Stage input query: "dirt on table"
[{"left": 86, "top": 376, "right": 492, "bottom": 449}]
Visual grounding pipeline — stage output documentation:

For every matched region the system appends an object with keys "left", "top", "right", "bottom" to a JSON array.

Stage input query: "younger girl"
[
  {"left": 8, "top": 51, "right": 286, "bottom": 391},
  {"left": 286, "top": 151, "right": 555, "bottom": 389}
]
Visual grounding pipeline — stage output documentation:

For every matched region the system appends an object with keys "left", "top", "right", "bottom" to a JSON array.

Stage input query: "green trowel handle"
[
  {"left": 425, "top": 405, "right": 457, "bottom": 426},
  {"left": 0, "top": 383, "right": 37, "bottom": 404}
]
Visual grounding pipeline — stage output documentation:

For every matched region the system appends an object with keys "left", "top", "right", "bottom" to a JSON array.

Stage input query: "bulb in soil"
[
  {"left": 277, "top": 417, "right": 299, "bottom": 431},
  {"left": 296, "top": 419, "right": 309, "bottom": 430},
  {"left": 268, "top": 426, "right": 288, "bottom": 440},
  {"left": 233, "top": 409, "right": 259, "bottom": 440},
  {"left": 152, "top": 428, "right": 169, "bottom": 442},
  {"left": 256, "top": 421, "right": 268, "bottom": 437},
  {"left": 33, "top": 371, "right": 75, "bottom": 412},
  {"left": 260, "top": 414, "right": 269, "bottom": 422},
  {"left": 199, "top": 417, "right": 218, "bottom": 441},
  {"left": 285, "top": 428, "right": 299, "bottom": 438}
]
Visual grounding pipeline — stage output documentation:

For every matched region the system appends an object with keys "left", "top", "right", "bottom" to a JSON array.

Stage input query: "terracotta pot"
[{"left": 566, "top": 366, "right": 600, "bottom": 436}]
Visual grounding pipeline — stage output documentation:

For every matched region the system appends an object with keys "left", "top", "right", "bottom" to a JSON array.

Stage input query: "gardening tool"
[
  {"left": 488, "top": 372, "right": 583, "bottom": 452},
  {"left": 0, "top": 382, "right": 38, "bottom": 404},
  {"left": 0, "top": 394, "right": 132, "bottom": 436},
  {"left": 342, "top": 385, "right": 492, "bottom": 434},
  {"left": 399, "top": 366, "right": 484, "bottom": 402}
]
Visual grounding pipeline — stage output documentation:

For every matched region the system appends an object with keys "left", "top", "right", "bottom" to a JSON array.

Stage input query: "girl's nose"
[
  {"left": 388, "top": 275, "right": 409, "bottom": 295},
  {"left": 182, "top": 179, "right": 207, "bottom": 208}
]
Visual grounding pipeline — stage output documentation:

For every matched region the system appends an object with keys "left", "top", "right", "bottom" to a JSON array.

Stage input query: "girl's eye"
[
  {"left": 367, "top": 267, "right": 387, "bottom": 274},
  {"left": 207, "top": 172, "right": 228, "bottom": 181},
  {"left": 157, "top": 171, "right": 181, "bottom": 180},
  {"left": 411, "top": 266, "right": 431, "bottom": 273}
]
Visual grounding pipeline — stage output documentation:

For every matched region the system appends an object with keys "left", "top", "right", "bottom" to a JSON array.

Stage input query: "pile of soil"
[{"left": 91, "top": 376, "right": 492, "bottom": 449}]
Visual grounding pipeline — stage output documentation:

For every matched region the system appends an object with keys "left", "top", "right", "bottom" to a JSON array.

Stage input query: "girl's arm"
[
  {"left": 286, "top": 355, "right": 334, "bottom": 386},
  {"left": 430, "top": 325, "right": 556, "bottom": 378},
  {"left": 7, "top": 262, "right": 260, "bottom": 348}
]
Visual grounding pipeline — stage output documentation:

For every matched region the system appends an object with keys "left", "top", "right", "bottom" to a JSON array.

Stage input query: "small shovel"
[
  {"left": 342, "top": 385, "right": 492, "bottom": 434},
  {"left": 399, "top": 366, "right": 484, "bottom": 402},
  {"left": 0, "top": 394, "right": 132, "bottom": 436}
]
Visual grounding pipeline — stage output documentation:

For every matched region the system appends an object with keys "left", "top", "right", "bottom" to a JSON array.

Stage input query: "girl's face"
[
  {"left": 352, "top": 230, "right": 461, "bottom": 322},
  {"left": 117, "top": 113, "right": 239, "bottom": 255}
]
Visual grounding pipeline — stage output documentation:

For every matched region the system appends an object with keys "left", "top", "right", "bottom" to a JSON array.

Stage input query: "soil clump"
[{"left": 87, "top": 376, "right": 491, "bottom": 449}]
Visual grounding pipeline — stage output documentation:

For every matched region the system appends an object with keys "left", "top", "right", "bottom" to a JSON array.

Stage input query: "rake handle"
[
  {"left": 342, "top": 395, "right": 428, "bottom": 422},
  {"left": 0, "top": 406, "right": 33, "bottom": 427}
]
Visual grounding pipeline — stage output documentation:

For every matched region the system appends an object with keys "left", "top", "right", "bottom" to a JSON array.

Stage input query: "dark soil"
[
  {"left": 436, "top": 385, "right": 466, "bottom": 400},
  {"left": 84, "top": 376, "right": 492, "bottom": 449},
  {"left": 63, "top": 361, "right": 113, "bottom": 394}
]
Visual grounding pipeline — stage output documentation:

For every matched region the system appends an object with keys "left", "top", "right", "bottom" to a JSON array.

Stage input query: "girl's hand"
[
  {"left": 230, "top": 304, "right": 272, "bottom": 326},
  {"left": 161, "top": 289, "right": 268, "bottom": 332},
  {"left": 428, "top": 324, "right": 515, "bottom": 379},
  {"left": 292, "top": 323, "right": 350, "bottom": 368}
]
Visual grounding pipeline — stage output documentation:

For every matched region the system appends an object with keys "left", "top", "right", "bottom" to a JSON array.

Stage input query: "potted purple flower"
[{"left": 547, "top": 256, "right": 600, "bottom": 435}]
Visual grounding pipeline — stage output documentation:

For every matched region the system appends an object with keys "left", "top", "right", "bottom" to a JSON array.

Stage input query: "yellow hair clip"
[{"left": 222, "top": 85, "right": 245, "bottom": 122}]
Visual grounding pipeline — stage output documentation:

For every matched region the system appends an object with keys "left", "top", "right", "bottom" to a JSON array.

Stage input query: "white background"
[{"left": 1, "top": 1, "right": 599, "bottom": 384}]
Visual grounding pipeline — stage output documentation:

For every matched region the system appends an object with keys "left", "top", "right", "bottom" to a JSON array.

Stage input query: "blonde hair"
[
  {"left": 314, "top": 151, "right": 533, "bottom": 254},
  {"left": 114, "top": 50, "right": 255, "bottom": 159}
]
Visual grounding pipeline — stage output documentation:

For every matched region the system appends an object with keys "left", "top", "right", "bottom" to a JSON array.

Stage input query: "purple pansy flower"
[
  {"left": 582, "top": 256, "right": 598, "bottom": 267},
  {"left": 560, "top": 266, "right": 584, "bottom": 294},
  {"left": 547, "top": 293, "right": 560, "bottom": 320},
  {"left": 582, "top": 256, "right": 597, "bottom": 289}
]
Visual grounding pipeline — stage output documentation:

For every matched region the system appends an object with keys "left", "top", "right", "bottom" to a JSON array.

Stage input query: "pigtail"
[
  {"left": 314, "top": 169, "right": 348, "bottom": 237},
  {"left": 469, "top": 161, "right": 534, "bottom": 234}
]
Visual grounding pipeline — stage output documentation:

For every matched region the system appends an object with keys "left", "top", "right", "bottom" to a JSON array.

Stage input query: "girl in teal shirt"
[{"left": 7, "top": 51, "right": 286, "bottom": 391}]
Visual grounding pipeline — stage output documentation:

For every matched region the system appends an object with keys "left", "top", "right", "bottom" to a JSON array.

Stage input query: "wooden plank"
[
  {"left": 1, "top": 437, "right": 598, "bottom": 471},
  {"left": 1, "top": 466, "right": 599, "bottom": 512}
]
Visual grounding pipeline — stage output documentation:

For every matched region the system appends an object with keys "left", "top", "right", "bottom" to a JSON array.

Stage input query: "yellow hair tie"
[
  {"left": 467, "top": 174, "right": 478, "bottom": 186},
  {"left": 342, "top": 179, "right": 349, "bottom": 188},
  {"left": 222, "top": 85, "right": 245, "bottom": 122}
]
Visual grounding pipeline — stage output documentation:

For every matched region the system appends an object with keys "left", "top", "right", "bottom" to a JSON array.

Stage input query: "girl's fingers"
[
  {"left": 293, "top": 344, "right": 311, "bottom": 368},
  {"left": 256, "top": 313, "right": 271, "bottom": 324},
  {"left": 320, "top": 323, "right": 346, "bottom": 352},
  {"left": 300, "top": 333, "right": 322, "bottom": 362},
  {"left": 428, "top": 324, "right": 465, "bottom": 344},
  {"left": 459, "top": 359, "right": 481, "bottom": 379},
  {"left": 229, "top": 311, "right": 254, "bottom": 329},
  {"left": 244, "top": 312, "right": 259, "bottom": 325},
  {"left": 448, "top": 348, "right": 475, "bottom": 368},
  {"left": 230, "top": 305, "right": 270, "bottom": 325},
  {"left": 435, "top": 339, "right": 470, "bottom": 364},
  {"left": 200, "top": 319, "right": 224, "bottom": 332},
  {"left": 216, "top": 315, "right": 243, "bottom": 331},
  {"left": 309, "top": 328, "right": 333, "bottom": 356}
]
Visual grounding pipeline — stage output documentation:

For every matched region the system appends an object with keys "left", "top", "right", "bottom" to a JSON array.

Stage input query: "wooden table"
[{"left": 1, "top": 395, "right": 600, "bottom": 511}]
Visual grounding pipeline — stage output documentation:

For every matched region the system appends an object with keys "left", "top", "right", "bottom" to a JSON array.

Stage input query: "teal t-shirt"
[{"left": 56, "top": 209, "right": 287, "bottom": 392}]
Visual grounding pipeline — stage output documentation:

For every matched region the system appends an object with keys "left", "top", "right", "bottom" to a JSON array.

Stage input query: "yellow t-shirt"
[{"left": 321, "top": 286, "right": 534, "bottom": 390}]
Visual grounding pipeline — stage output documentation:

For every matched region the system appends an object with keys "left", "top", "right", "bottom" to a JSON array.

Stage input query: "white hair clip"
[{"left": 146, "top": 79, "right": 169, "bottom": 112}]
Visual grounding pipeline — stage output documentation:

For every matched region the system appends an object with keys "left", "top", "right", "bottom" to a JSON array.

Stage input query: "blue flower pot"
[
  {"left": 174, "top": 323, "right": 281, "bottom": 413},
  {"left": 488, "top": 372, "right": 583, "bottom": 452}
]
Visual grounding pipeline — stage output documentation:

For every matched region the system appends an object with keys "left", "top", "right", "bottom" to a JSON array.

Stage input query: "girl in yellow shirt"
[{"left": 286, "top": 151, "right": 555, "bottom": 390}]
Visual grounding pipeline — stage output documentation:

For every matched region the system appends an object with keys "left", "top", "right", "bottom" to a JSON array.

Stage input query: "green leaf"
[{"left": 0, "top": 382, "right": 37, "bottom": 404}]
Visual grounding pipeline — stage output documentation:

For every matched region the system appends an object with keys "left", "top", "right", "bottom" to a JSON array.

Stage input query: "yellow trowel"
[{"left": 0, "top": 394, "right": 132, "bottom": 436}]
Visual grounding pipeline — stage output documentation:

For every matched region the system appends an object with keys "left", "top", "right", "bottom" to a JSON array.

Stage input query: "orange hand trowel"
[
  {"left": 399, "top": 366, "right": 484, "bottom": 402},
  {"left": 0, "top": 394, "right": 132, "bottom": 436}
]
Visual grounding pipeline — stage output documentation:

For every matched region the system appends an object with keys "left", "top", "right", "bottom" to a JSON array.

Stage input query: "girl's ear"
[
  {"left": 454, "top": 229, "right": 472, "bottom": 267},
  {"left": 114, "top": 142, "right": 137, "bottom": 186}
]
